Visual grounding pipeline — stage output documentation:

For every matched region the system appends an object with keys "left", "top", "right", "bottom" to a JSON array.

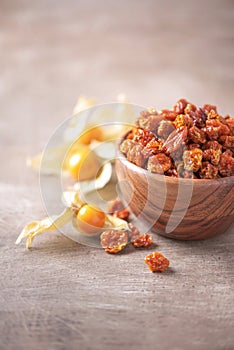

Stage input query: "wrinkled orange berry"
[{"left": 144, "top": 252, "right": 170, "bottom": 272}]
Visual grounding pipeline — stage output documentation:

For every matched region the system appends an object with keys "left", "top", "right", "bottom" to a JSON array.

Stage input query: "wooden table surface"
[{"left": 0, "top": 1, "right": 234, "bottom": 349}]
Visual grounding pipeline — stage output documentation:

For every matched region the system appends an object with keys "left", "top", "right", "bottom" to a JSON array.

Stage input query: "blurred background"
[{"left": 0, "top": 0, "right": 234, "bottom": 184}]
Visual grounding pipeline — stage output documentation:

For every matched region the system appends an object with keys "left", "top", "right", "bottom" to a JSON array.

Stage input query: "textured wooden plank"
[
  {"left": 0, "top": 184, "right": 234, "bottom": 350},
  {"left": 0, "top": 0, "right": 234, "bottom": 349}
]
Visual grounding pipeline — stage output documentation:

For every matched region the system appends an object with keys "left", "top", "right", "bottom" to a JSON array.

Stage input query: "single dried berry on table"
[
  {"left": 127, "top": 223, "right": 140, "bottom": 241},
  {"left": 100, "top": 230, "right": 128, "bottom": 254},
  {"left": 107, "top": 198, "right": 130, "bottom": 221},
  {"left": 144, "top": 252, "right": 170, "bottom": 272},
  {"left": 131, "top": 234, "right": 153, "bottom": 248}
]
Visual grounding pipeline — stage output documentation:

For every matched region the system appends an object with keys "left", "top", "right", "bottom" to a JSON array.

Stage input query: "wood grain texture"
[
  {"left": 0, "top": 0, "right": 234, "bottom": 349},
  {"left": 116, "top": 154, "right": 234, "bottom": 239}
]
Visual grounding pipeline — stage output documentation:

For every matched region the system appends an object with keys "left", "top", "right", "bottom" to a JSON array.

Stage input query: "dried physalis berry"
[
  {"left": 136, "top": 111, "right": 162, "bottom": 132},
  {"left": 142, "top": 138, "right": 163, "bottom": 157},
  {"left": 131, "top": 234, "right": 153, "bottom": 248},
  {"left": 107, "top": 198, "right": 130, "bottom": 221},
  {"left": 192, "top": 108, "right": 207, "bottom": 128},
  {"left": 199, "top": 162, "right": 218, "bottom": 179},
  {"left": 173, "top": 98, "right": 188, "bottom": 114},
  {"left": 184, "top": 103, "right": 197, "bottom": 116},
  {"left": 224, "top": 116, "right": 234, "bottom": 135},
  {"left": 147, "top": 154, "right": 172, "bottom": 174},
  {"left": 127, "top": 144, "right": 146, "bottom": 167},
  {"left": 174, "top": 114, "right": 193, "bottom": 129},
  {"left": 131, "top": 128, "right": 155, "bottom": 146},
  {"left": 144, "top": 252, "right": 170, "bottom": 272},
  {"left": 160, "top": 109, "right": 177, "bottom": 122},
  {"left": 100, "top": 230, "right": 128, "bottom": 254},
  {"left": 157, "top": 120, "right": 175, "bottom": 140},
  {"left": 205, "top": 119, "right": 230, "bottom": 140},
  {"left": 218, "top": 152, "right": 234, "bottom": 177},
  {"left": 119, "top": 139, "right": 136, "bottom": 155},
  {"left": 127, "top": 223, "right": 140, "bottom": 241},
  {"left": 163, "top": 127, "right": 187, "bottom": 155},
  {"left": 202, "top": 103, "right": 217, "bottom": 113},
  {"left": 219, "top": 135, "right": 234, "bottom": 150},
  {"left": 183, "top": 148, "right": 203, "bottom": 172},
  {"left": 188, "top": 126, "right": 206, "bottom": 144}
]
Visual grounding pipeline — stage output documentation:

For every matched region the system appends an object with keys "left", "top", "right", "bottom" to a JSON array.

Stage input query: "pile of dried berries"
[
  {"left": 101, "top": 198, "right": 170, "bottom": 273},
  {"left": 120, "top": 99, "right": 234, "bottom": 179}
]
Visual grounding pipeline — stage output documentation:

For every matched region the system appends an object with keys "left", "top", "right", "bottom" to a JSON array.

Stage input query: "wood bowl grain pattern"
[{"left": 115, "top": 150, "right": 234, "bottom": 240}]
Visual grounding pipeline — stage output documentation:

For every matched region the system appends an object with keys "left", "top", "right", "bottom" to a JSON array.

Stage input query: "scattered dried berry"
[
  {"left": 100, "top": 230, "right": 128, "bottom": 254},
  {"left": 131, "top": 234, "right": 153, "bottom": 248},
  {"left": 107, "top": 198, "right": 130, "bottom": 221},
  {"left": 127, "top": 223, "right": 140, "bottom": 240},
  {"left": 144, "top": 252, "right": 170, "bottom": 272}
]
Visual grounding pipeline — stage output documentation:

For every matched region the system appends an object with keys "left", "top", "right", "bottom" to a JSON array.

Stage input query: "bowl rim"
[{"left": 116, "top": 137, "right": 234, "bottom": 186}]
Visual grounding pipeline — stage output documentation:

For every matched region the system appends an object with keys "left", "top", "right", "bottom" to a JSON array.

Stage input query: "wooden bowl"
[{"left": 115, "top": 150, "right": 234, "bottom": 240}]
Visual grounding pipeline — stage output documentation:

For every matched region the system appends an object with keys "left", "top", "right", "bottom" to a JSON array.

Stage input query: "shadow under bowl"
[{"left": 115, "top": 149, "right": 234, "bottom": 240}]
